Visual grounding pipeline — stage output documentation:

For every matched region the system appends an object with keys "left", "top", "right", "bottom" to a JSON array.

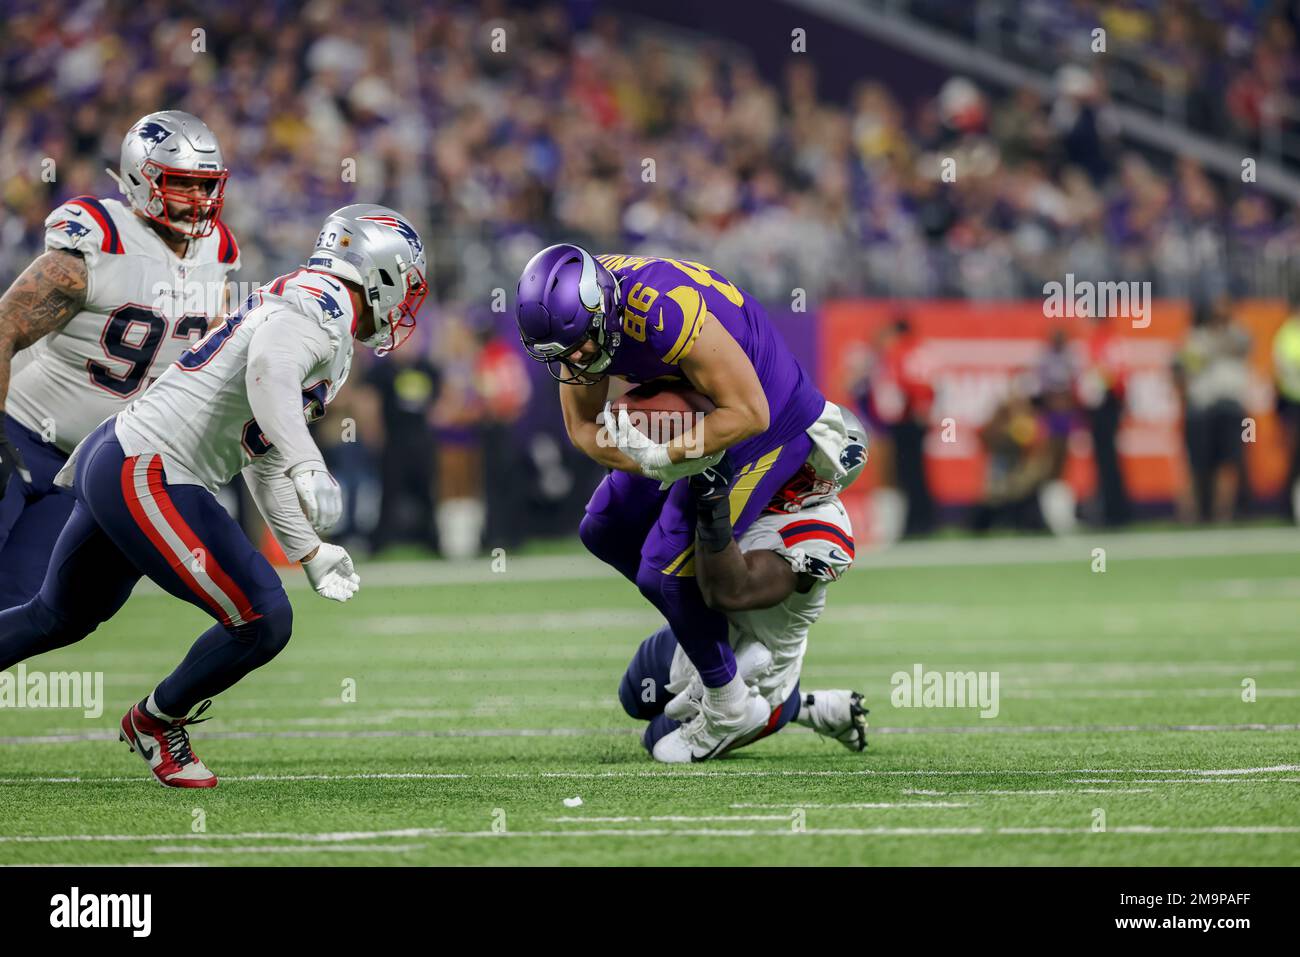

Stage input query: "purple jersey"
[{"left": 596, "top": 255, "right": 824, "bottom": 454}]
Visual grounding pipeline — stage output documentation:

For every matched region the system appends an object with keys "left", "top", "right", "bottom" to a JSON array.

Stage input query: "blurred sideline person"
[
  {"left": 475, "top": 318, "right": 532, "bottom": 552},
  {"left": 619, "top": 410, "right": 870, "bottom": 758},
  {"left": 431, "top": 314, "right": 486, "bottom": 558},
  {"left": 0, "top": 204, "right": 428, "bottom": 787},
  {"left": 1034, "top": 328, "right": 1081, "bottom": 533},
  {"left": 1273, "top": 310, "right": 1300, "bottom": 522},
  {"left": 1174, "top": 297, "right": 1252, "bottom": 522},
  {"left": 877, "top": 315, "right": 936, "bottom": 537},
  {"left": 1078, "top": 312, "right": 1131, "bottom": 526},
  {"left": 0, "top": 111, "right": 238, "bottom": 609},
  {"left": 973, "top": 394, "right": 1051, "bottom": 532},
  {"left": 367, "top": 335, "right": 440, "bottom": 554}
]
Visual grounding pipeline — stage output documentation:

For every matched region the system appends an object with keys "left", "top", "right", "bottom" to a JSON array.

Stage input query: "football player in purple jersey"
[{"left": 516, "top": 245, "right": 853, "bottom": 761}]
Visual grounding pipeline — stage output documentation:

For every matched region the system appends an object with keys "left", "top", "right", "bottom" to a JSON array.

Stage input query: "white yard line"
[
  {"left": 546, "top": 815, "right": 792, "bottom": 823},
  {"left": 1, "top": 766, "right": 1297, "bottom": 787},
  {"left": 903, "top": 788, "right": 1155, "bottom": 795},
  {"left": 2, "top": 723, "right": 1297, "bottom": 748},
  {"left": 729, "top": 801, "right": 973, "bottom": 808},
  {"left": 0, "top": 827, "right": 446, "bottom": 845},
  {"left": 151, "top": 844, "right": 422, "bottom": 855}
]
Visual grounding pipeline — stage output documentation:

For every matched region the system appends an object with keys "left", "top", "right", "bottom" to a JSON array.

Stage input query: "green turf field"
[{"left": 1, "top": 527, "right": 1297, "bottom": 866}]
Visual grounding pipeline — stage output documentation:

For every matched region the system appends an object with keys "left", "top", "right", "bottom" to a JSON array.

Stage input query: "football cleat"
[
  {"left": 119, "top": 699, "right": 218, "bottom": 788},
  {"left": 798, "top": 689, "right": 869, "bottom": 751},
  {"left": 653, "top": 688, "right": 772, "bottom": 764},
  {"left": 664, "top": 639, "right": 774, "bottom": 723}
]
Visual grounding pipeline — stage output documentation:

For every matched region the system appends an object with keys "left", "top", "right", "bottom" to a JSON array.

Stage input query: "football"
[{"left": 608, "top": 380, "right": 715, "bottom": 441}]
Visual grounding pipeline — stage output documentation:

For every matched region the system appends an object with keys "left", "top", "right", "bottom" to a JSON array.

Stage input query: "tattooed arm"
[{"left": 0, "top": 249, "right": 88, "bottom": 416}]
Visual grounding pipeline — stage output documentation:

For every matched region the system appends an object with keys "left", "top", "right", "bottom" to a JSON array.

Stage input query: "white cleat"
[
  {"left": 798, "top": 689, "right": 869, "bottom": 751},
  {"left": 664, "top": 641, "right": 773, "bottom": 723},
  {"left": 653, "top": 689, "right": 772, "bottom": 764}
]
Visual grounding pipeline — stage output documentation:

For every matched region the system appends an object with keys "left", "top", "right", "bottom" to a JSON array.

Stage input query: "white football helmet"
[
  {"left": 109, "top": 110, "right": 228, "bottom": 238},
  {"left": 306, "top": 204, "right": 429, "bottom": 354}
]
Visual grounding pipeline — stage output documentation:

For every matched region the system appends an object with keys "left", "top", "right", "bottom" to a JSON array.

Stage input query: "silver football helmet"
[
  {"left": 109, "top": 110, "right": 228, "bottom": 238},
  {"left": 837, "top": 404, "right": 868, "bottom": 490},
  {"left": 306, "top": 204, "right": 429, "bottom": 354}
]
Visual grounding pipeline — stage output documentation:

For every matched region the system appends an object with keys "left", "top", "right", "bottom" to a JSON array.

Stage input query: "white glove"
[
  {"left": 289, "top": 462, "right": 343, "bottom": 533},
  {"left": 601, "top": 404, "right": 722, "bottom": 484},
  {"left": 302, "top": 543, "right": 360, "bottom": 602}
]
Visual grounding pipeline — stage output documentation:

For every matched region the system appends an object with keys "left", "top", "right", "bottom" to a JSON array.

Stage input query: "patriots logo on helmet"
[
  {"left": 300, "top": 285, "right": 347, "bottom": 322},
  {"left": 840, "top": 441, "right": 867, "bottom": 474},
  {"left": 134, "top": 121, "right": 173, "bottom": 148},
  {"left": 358, "top": 214, "right": 423, "bottom": 258},
  {"left": 50, "top": 219, "right": 91, "bottom": 240}
]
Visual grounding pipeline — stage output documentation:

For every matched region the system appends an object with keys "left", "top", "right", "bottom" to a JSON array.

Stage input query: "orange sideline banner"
[{"left": 817, "top": 299, "right": 1289, "bottom": 509}]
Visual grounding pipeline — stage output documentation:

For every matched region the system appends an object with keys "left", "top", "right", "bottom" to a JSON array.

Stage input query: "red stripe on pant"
[{"left": 119, "top": 455, "right": 259, "bottom": 626}]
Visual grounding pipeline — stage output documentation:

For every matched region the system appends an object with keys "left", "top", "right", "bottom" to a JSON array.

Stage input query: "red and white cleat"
[{"left": 119, "top": 699, "right": 218, "bottom": 788}]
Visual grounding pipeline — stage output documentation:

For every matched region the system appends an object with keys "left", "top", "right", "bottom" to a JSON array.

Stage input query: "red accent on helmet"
[
  {"left": 142, "top": 162, "right": 229, "bottom": 239},
  {"left": 375, "top": 265, "right": 428, "bottom": 355}
]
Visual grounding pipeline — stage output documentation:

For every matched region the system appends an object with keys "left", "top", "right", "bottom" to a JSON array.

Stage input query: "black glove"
[
  {"left": 0, "top": 420, "right": 29, "bottom": 502},
  {"left": 691, "top": 453, "right": 735, "bottom": 553}
]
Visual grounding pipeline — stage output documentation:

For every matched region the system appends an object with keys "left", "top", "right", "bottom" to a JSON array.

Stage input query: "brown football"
[{"left": 608, "top": 380, "right": 714, "bottom": 441}]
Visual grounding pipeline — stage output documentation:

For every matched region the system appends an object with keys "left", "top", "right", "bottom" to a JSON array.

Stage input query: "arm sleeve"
[
  {"left": 245, "top": 310, "right": 335, "bottom": 475},
  {"left": 243, "top": 449, "right": 320, "bottom": 562}
]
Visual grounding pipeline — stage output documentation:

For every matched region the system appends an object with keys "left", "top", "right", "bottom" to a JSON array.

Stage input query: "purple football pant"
[{"left": 579, "top": 432, "right": 812, "bottom": 687}]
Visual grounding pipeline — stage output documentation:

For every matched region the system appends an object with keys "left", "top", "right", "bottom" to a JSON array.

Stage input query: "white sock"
[
  {"left": 794, "top": 693, "right": 815, "bottom": 728},
  {"left": 145, "top": 692, "right": 176, "bottom": 723},
  {"left": 702, "top": 673, "right": 749, "bottom": 715}
]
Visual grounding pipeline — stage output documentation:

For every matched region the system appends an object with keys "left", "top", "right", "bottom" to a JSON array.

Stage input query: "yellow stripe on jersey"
[
  {"left": 662, "top": 543, "right": 695, "bottom": 576},
  {"left": 662, "top": 285, "right": 707, "bottom": 365},
  {"left": 658, "top": 447, "right": 783, "bottom": 578},
  {"left": 727, "top": 447, "right": 783, "bottom": 523}
]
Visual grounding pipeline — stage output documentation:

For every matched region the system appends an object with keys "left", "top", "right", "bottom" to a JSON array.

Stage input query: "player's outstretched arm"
[
  {"left": 675, "top": 316, "right": 769, "bottom": 462},
  {"left": 557, "top": 371, "right": 640, "bottom": 471},
  {"left": 0, "top": 249, "right": 87, "bottom": 415},
  {"left": 690, "top": 456, "right": 797, "bottom": 612}
]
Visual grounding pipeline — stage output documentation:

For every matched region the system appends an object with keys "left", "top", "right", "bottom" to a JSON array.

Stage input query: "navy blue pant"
[
  {"left": 618, "top": 625, "right": 801, "bottom": 753},
  {"left": 0, "top": 419, "right": 293, "bottom": 716},
  {"left": 0, "top": 415, "right": 75, "bottom": 610}
]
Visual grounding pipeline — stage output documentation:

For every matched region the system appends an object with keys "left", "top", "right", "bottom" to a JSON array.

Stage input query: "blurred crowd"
[
  {"left": 4, "top": 0, "right": 1300, "bottom": 305},
  {"left": 4, "top": 0, "right": 1300, "bottom": 550},
  {"left": 909, "top": 0, "right": 1300, "bottom": 163}
]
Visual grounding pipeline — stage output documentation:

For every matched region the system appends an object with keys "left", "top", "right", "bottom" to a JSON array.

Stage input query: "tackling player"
[
  {"left": 516, "top": 246, "right": 856, "bottom": 761},
  {"left": 0, "top": 204, "right": 428, "bottom": 788},
  {"left": 620, "top": 409, "right": 870, "bottom": 760},
  {"left": 0, "top": 111, "right": 239, "bottom": 609}
]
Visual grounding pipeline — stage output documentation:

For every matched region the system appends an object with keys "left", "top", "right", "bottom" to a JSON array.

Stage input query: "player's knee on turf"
[{"left": 618, "top": 664, "right": 666, "bottom": 721}]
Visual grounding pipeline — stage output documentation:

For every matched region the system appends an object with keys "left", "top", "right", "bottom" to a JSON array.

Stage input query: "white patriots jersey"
[
  {"left": 112, "top": 267, "right": 355, "bottom": 491},
  {"left": 7, "top": 196, "right": 240, "bottom": 453},
  {"left": 671, "top": 498, "right": 855, "bottom": 708}
]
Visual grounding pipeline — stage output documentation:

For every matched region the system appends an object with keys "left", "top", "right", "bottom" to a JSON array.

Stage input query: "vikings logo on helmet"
[
  {"left": 300, "top": 284, "right": 347, "bottom": 323},
  {"left": 357, "top": 214, "right": 423, "bottom": 258},
  {"left": 50, "top": 219, "right": 91, "bottom": 240},
  {"left": 134, "top": 121, "right": 173, "bottom": 149}
]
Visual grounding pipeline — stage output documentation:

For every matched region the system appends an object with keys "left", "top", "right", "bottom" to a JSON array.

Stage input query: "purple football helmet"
[{"left": 516, "top": 243, "right": 622, "bottom": 384}]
